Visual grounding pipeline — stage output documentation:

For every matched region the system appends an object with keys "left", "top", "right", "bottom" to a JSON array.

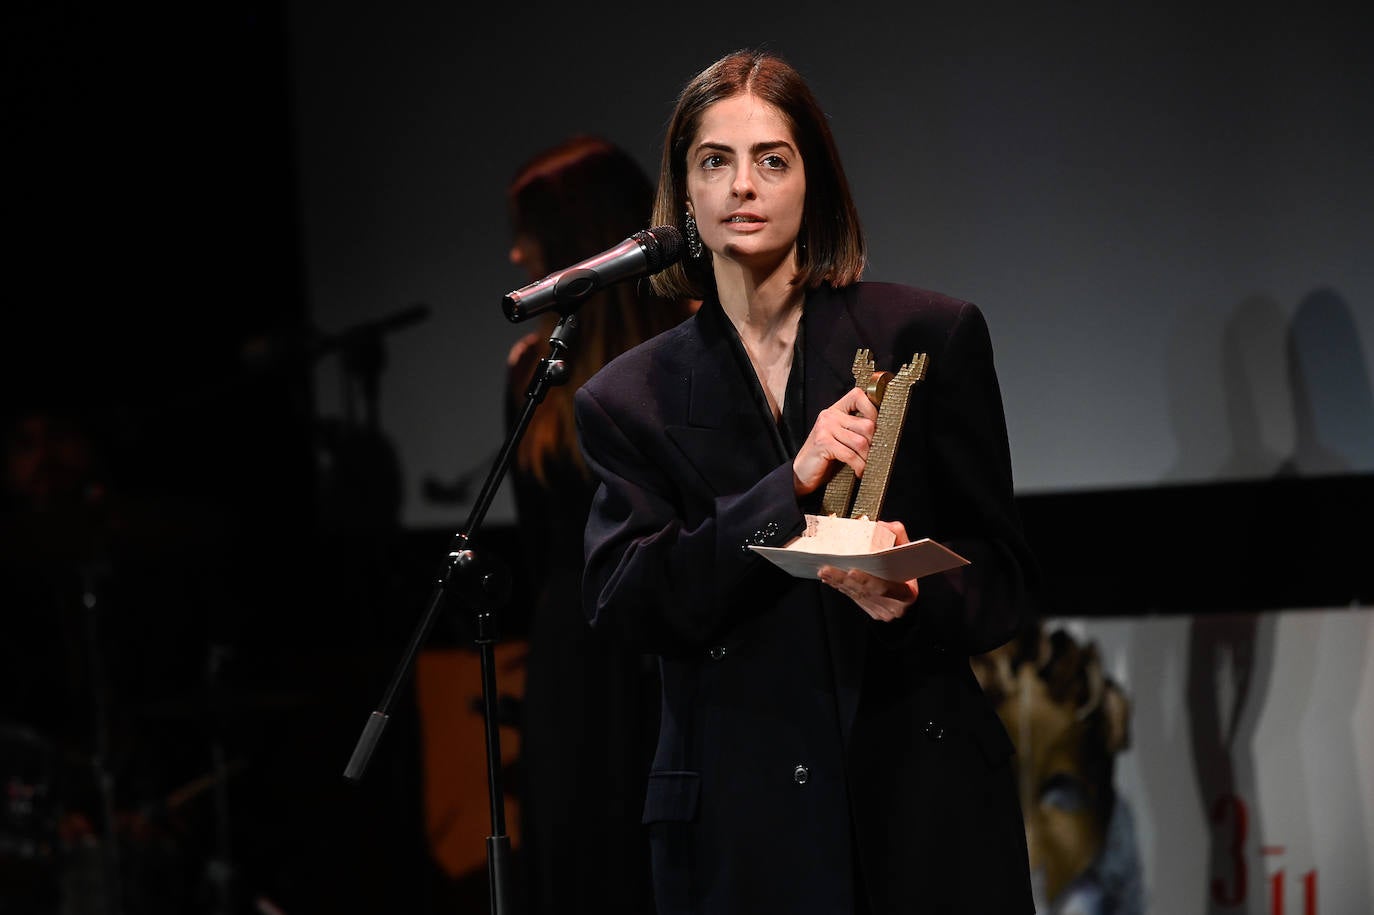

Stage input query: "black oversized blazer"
[{"left": 575, "top": 281, "right": 1037, "bottom": 914}]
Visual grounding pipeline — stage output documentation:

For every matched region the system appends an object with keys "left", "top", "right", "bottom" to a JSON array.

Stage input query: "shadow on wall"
[
  {"left": 1162, "top": 286, "right": 1374, "bottom": 483},
  {"left": 1186, "top": 609, "right": 1374, "bottom": 915},
  {"left": 1185, "top": 613, "right": 1277, "bottom": 915},
  {"left": 1278, "top": 287, "right": 1374, "bottom": 475}
]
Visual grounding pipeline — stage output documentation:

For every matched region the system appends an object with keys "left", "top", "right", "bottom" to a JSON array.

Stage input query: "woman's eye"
[
  {"left": 701, "top": 153, "right": 725, "bottom": 169},
  {"left": 760, "top": 154, "right": 787, "bottom": 170}
]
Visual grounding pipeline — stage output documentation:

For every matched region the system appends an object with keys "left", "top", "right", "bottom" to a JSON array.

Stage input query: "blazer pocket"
[{"left": 641, "top": 770, "right": 701, "bottom": 825}]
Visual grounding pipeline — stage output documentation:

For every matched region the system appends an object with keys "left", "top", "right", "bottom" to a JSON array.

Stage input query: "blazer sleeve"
[
  {"left": 908, "top": 301, "right": 1039, "bottom": 656},
  {"left": 574, "top": 382, "right": 805, "bottom": 655}
]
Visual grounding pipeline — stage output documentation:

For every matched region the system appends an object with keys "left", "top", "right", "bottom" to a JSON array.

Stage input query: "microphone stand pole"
[{"left": 342, "top": 311, "right": 583, "bottom": 915}]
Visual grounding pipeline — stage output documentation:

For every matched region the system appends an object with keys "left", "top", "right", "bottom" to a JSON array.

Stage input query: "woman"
[
  {"left": 503, "top": 135, "right": 694, "bottom": 914},
  {"left": 574, "top": 51, "right": 1038, "bottom": 913}
]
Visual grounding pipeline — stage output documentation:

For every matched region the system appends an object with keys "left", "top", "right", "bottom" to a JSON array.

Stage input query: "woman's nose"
[{"left": 730, "top": 168, "right": 756, "bottom": 199}]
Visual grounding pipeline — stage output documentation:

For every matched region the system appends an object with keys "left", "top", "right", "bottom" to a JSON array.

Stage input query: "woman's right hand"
[{"left": 793, "top": 386, "right": 877, "bottom": 496}]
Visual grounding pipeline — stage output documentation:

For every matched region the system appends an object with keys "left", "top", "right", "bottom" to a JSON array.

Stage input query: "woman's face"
[{"left": 684, "top": 92, "right": 806, "bottom": 274}]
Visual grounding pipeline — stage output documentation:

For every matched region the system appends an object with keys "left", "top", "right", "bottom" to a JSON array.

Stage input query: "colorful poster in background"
[{"left": 974, "top": 607, "right": 1374, "bottom": 915}]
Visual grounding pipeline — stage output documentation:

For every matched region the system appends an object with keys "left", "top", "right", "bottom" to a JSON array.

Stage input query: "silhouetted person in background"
[
  {"left": 1, "top": 403, "right": 105, "bottom": 913},
  {"left": 502, "top": 135, "right": 696, "bottom": 914},
  {"left": 0, "top": 401, "right": 216, "bottom": 914}
]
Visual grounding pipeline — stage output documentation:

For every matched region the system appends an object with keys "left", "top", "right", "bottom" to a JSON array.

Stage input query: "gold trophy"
[{"left": 750, "top": 349, "right": 970, "bottom": 581}]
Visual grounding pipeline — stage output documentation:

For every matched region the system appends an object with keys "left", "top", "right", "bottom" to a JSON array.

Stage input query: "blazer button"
[
  {"left": 707, "top": 645, "right": 726, "bottom": 661},
  {"left": 923, "top": 720, "right": 945, "bottom": 741},
  {"left": 793, "top": 764, "right": 809, "bottom": 785}
]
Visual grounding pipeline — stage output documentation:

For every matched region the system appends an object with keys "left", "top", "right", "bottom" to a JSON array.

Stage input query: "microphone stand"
[{"left": 342, "top": 311, "right": 583, "bottom": 915}]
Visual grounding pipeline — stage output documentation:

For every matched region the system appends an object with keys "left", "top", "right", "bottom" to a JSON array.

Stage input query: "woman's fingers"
[
  {"left": 877, "top": 520, "right": 909, "bottom": 545},
  {"left": 793, "top": 389, "right": 880, "bottom": 495},
  {"left": 817, "top": 565, "right": 920, "bottom": 621}
]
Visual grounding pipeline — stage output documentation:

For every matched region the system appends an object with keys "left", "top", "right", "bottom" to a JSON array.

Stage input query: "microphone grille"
[{"left": 641, "top": 225, "right": 685, "bottom": 271}]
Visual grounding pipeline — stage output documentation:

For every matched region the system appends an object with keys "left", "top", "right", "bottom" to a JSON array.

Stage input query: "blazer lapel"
[
  {"left": 804, "top": 285, "right": 877, "bottom": 423},
  {"left": 664, "top": 301, "right": 783, "bottom": 495},
  {"left": 803, "top": 285, "right": 874, "bottom": 749}
]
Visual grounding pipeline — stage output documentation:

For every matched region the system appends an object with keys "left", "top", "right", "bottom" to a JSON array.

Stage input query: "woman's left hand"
[{"left": 816, "top": 520, "right": 920, "bottom": 621}]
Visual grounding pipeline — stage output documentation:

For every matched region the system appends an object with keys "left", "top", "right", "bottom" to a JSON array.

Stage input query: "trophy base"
[
  {"left": 752, "top": 517, "right": 969, "bottom": 580},
  {"left": 784, "top": 514, "right": 896, "bottom": 555}
]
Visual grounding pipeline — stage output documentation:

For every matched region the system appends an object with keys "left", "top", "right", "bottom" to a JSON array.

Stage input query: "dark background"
[
  {"left": 3, "top": 3, "right": 441, "bottom": 913},
  {"left": 2, "top": 3, "right": 1370, "bottom": 914}
]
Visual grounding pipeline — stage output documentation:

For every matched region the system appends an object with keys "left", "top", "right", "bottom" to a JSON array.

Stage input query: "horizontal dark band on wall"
[{"left": 1016, "top": 473, "right": 1373, "bottom": 617}]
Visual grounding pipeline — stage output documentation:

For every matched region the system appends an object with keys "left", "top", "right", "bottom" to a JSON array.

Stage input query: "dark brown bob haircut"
[{"left": 649, "top": 48, "right": 866, "bottom": 300}]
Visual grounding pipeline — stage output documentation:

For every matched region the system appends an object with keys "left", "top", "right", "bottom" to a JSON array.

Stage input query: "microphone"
[{"left": 502, "top": 225, "right": 684, "bottom": 323}]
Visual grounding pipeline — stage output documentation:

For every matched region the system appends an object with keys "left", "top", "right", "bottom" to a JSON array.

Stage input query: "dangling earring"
[{"left": 684, "top": 210, "right": 702, "bottom": 259}]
